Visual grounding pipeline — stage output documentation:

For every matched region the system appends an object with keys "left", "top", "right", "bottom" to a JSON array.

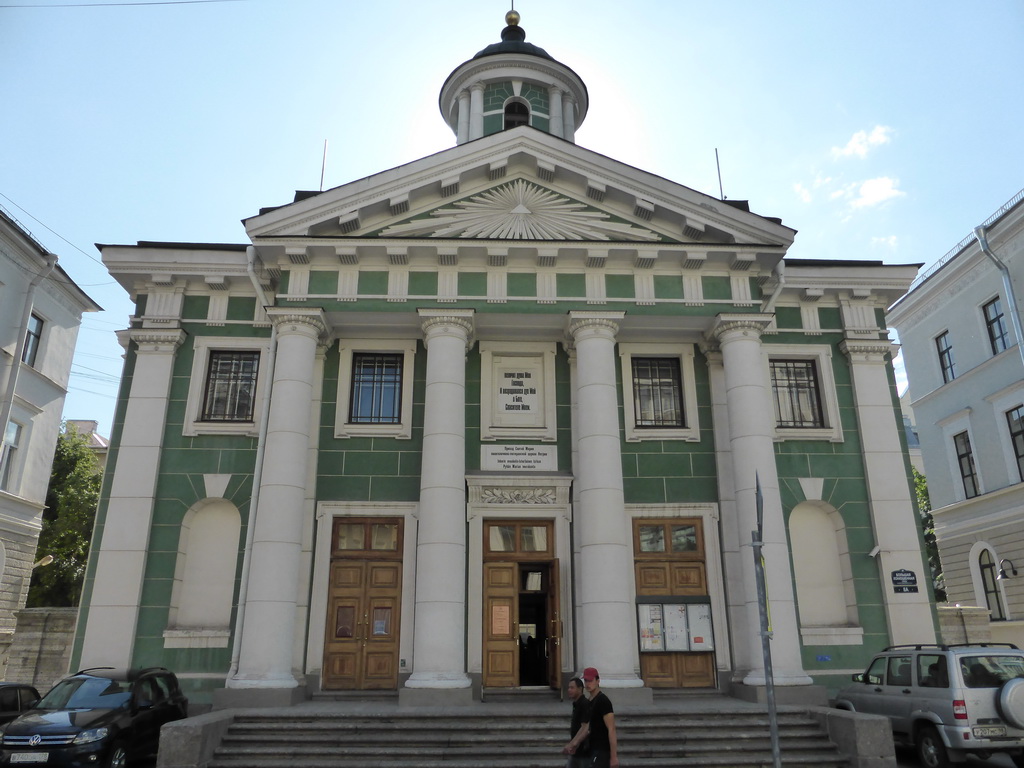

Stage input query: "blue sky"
[{"left": 4, "top": 0, "right": 1023, "bottom": 436}]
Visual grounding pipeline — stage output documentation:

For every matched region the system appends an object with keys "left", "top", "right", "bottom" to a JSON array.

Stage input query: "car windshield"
[
  {"left": 37, "top": 677, "right": 131, "bottom": 710},
  {"left": 960, "top": 655, "right": 1024, "bottom": 689}
]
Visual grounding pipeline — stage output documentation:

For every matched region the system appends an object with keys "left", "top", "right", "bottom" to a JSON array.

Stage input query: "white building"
[
  {"left": 889, "top": 189, "right": 1024, "bottom": 642},
  {"left": 75, "top": 11, "right": 934, "bottom": 709},
  {"left": 0, "top": 207, "right": 100, "bottom": 668}
]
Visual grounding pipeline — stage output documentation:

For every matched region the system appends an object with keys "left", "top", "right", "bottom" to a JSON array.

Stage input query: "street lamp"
[{"left": 997, "top": 558, "right": 1018, "bottom": 580}]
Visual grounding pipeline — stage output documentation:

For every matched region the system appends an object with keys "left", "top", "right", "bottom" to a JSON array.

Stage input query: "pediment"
[{"left": 245, "top": 128, "right": 795, "bottom": 252}]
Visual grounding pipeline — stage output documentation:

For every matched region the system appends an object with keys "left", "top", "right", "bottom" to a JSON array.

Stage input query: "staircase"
[{"left": 206, "top": 705, "right": 850, "bottom": 767}]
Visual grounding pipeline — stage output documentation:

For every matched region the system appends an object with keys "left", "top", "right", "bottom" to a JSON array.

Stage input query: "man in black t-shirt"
[
  {"left": 564, "top": 666, "right": 618, "bottom": 768},
  {"left": 564, "top": 676, "right": 591, "bottom": 768}
]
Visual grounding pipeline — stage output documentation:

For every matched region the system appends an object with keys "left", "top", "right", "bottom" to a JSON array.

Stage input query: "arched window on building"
[
  {"left": 168, "top": 499, "right": 241, "bottom": 631},
  {"left": 978, "top": 547, "right": 1007, "bottom": 621},
  {"left": 504, "top": 100, "right": 530, "bottom": 130},
  {"left": 789, "top": 501, "right": 862, "bottom": 644}
]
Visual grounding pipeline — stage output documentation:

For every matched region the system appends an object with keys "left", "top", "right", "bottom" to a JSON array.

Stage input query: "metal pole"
[{"left": 752, "top": 527, "right": 782, "bottom": 768}]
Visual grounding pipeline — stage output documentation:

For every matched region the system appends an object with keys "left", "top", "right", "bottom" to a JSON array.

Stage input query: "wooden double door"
[
  {"left": 481, "top": 520, "right": 561, "bottom": 691},
  {"left": 322, "top": 518, "right": 402, "bottom": 690}
]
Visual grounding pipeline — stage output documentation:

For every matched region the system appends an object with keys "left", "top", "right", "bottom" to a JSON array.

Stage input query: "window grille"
[
  {"left": 349, "top": 353, "right": 403, "bottom": 424},
  {"left": 200, "top": 351, "right": 260, "bottom": 422},
  {"left": 631, "top": 357, "right": 684, "bottom": 428},
  {"left": 770, "top": 359, "right": 824, "bottom": 428}
]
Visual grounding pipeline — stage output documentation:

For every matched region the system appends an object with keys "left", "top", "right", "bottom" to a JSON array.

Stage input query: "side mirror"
[
  {"left": 133, "top": 698, "right": 154, "bottom": 712},
  {"left": 852, "top": 673, "right": 865, "bottom": 683}
]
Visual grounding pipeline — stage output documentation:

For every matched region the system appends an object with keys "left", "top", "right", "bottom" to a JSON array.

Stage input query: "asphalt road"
[{"left": 895, "top": 745, "right": 1016, "bottom": 767}]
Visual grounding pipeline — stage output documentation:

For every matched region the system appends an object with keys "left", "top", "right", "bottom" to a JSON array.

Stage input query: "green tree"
[
  {"left": 27, "top": 424, "right": 102, "bottom": 607},
  {"left": 914, "top": 467, "right": 946, "bottom": 602}
]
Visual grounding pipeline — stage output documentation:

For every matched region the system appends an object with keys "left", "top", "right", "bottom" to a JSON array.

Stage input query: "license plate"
[
  {"left": 973, "top": 726, "right": 1007, "bottom": 738},
  {"left": 10, "top": 754, "right": 48, "bottom": 764}
]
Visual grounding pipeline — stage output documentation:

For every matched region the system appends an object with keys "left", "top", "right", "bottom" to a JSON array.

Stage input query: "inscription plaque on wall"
[
  {"left": 481, "top": 445, "right": 557, "bottom": 472},
  {"left": 492, "top": 358, "right": 544, "bottom": 428}
]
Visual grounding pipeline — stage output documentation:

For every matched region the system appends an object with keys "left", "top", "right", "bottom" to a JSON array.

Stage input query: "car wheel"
[
  {"left": 105, "top": 742, "right": 128, "bottom": 768},
  {"left": 916, "top": 725, "right": 951, "bottom": 768},
  {"left": 999, "top": 678, "right": 1024, "bottom": 730}
]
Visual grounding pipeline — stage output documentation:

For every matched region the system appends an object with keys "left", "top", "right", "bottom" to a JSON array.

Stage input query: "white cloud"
[
  {"left": 871, "top": 235, "right": 898, "bottom": 249},
  {"left": 794, "top": 182, "right": 812, "bottom": 203},
  {"left": 832, "top": 125, "right": 894, "bottom": 158},
  {"left": 850, "top": 177, "right": 905, "bottom": 208}
]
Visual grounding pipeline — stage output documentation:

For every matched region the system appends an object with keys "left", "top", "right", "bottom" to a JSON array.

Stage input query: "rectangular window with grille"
[
  {"left": 1007, "top": 406, "right": 1024, "bottom": 483},
  {"left": 984, "top": 297, "right": 1010, "bottom": 355},
  {"left": 200, "top": 351, "right": 260, "bottom": 422},
  {"left": 954, "top": 430, "right": 979, "bottom": 499},
  {"left": 349, "top": 353, "right": 403, "bottom": 424},
  {"left": 631, "top": 357, "right": 684, "bottom": 428},
  {"left": 770, "top": 359, "right": 824, "bottom": 428},
  {"left": 936, "top": 331, "right": 955, "bottom": 383}
]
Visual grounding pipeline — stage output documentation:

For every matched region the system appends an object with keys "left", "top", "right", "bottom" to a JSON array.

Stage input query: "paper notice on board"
[
  {"left": 638, "top": 604, "right": 664, "bottom": 651},
  {"left": 664, "top": 604, "right": 689, "bottom": 651},
  {"left": 687, "top": 604, "right": 714, "bottom": 651}
]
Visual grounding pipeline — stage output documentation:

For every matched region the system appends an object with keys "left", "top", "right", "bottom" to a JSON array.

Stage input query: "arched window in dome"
[{"left": 504, "top": 99, "right": 530, "bottom": 130}]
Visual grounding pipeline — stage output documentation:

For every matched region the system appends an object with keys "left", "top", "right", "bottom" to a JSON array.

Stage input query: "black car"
[
  {"left": 0, "top": 685, "right": 39, "bottom": 726},
  {"left": 0, "top": 667, "right": 188, "bottom": 768}
]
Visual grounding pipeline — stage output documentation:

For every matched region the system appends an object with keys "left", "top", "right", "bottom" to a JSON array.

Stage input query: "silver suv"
[{"left": 835, "top": 644, "right": 1024, "bottom": 768}]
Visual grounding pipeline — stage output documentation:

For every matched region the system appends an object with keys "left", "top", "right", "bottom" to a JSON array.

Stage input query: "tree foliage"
[
  {"left": 914, "top": 467, "right": 946, "bottom": 602},
  {"left": 26, "top": 425, "right": 102, "bottom": 607}
]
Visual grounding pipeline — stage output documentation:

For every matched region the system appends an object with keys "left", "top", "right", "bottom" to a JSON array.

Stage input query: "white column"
[
  {"left": 457, "top": 90, "right": 471, "bottom": 145},
  {"left": 708, "top": 315, "right": 810, "bottom": 687},
  {"left": 229, "top": 308, "right": 327, "bottom": 689},
  {"left": 567, "top": 312, "right": 643, "bottom": 688},
  {"left": 841, "top": 339, "right": 935, "bottom": 644},
  {"left": 469, "top": 84, "right": 485, "bottom": 141},
  {"left": 548, "top": 85, "right": 563, "bottom": 139},
  {"left": 405, "top": 309, "right": 474, "bottom": 690},
  {"left": 79, "top": 329, "right": 185, "bottom": 669},
  {"left": 562, "top": 92, "right": 576, "bottom": 142}
]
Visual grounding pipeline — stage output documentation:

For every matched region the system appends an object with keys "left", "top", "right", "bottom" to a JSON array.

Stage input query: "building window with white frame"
[
  {"left": 336, "top": 340, "right": 416, "bottom": 440},
  {"left": 631, "top": 357, "right": 684, "bottom": 428},
  {"left": 984, "top": 297, "right": 1010, "bottom": 355},
  {"left": 22, "top": 313, "right": 43, "bottom": 367},
  {"left": 618, "top": 344, "right": 700, "bottom": 442},
  {"left": 349, "top": 353, "right": 403, "bottom": 424},
  {"left": 770, "top": 359, "right": 824, "bottom": 428},
  {"left": 936, "top": 331, "right": 956, "bottom": 383},
  {"left": 979, "top": 548, "right": 1006, "bottom": 621},
  {"left": 953, "top": 430, "right": 979, "bottom": 499},
  {"left": 0, "top": 421, "right": 22, "bottom": 492},
  {"left": 1007, "top": 405, "right": 1024, "bottom": 482},
  {"left": 200, "top": 350, "right": 260, "bottom": 422}
]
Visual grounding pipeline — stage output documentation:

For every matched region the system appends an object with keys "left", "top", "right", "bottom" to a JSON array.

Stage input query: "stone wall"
[
  {"left": 5, "top": 608, "right": 76, "bottom": 690},
  {"left": 936, "top": 604, "right": 992, "bottom": 644}
]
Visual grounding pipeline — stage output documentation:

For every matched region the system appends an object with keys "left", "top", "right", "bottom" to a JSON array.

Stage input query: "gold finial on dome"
[{"left": 505, "top": 9, "right": 520, "bottom": 26}]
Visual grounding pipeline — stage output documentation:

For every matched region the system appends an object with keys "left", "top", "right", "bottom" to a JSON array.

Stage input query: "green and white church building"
[{"left": 75, "top": 11, "right": 935, "bottom": 709}]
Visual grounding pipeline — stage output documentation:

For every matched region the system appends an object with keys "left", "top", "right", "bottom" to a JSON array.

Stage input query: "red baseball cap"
[{"left": 583, "top": 667, "right": 599, "bottom": 681}]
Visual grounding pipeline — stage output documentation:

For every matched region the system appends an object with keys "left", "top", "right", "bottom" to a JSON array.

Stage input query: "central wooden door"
[
  {"left": 322, "top": 518, "right": 402, "bottom": 690},
  {"left": 483, "top": 562, "right": 519, "bottom": 687}
]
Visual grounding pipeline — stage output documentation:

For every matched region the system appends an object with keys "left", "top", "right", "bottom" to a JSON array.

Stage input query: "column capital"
[
  {"left": 265, "top": 307, "right": 330, "bottom": 341},
  {"left": 706, "top": 313, "right": 774, "bottom": 343},
  {"left": 127, "top": 328, "right": 187, "bottom": 355},
  {"left": 566, "top": 311, "right": 625, "bottom": 345},
  {"left": 419, "top": 309, "right": 475, "bottom": 350},
  {"left": 839, "top": 339, "right": 896, "bottom": 364},
  {"left": 469, "top": 82, "right": 486, "bottom": 93}
]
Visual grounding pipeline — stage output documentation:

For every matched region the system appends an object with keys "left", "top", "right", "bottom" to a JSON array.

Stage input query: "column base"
[{"left": 403, "top": 672, "right": 472, "bottom": 689}]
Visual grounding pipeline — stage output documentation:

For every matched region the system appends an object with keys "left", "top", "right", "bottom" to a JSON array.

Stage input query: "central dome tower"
[{"left": 439, "top": 10, "right": 589, "bottom": 145}]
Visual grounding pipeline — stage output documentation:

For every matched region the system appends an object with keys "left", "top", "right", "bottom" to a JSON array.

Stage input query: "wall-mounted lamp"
[
  {"left": 998, "top": 558, "right": 1018, "bottom": 580},
  {"left": 32, "top": 555, "right": 53, "bottom": 569}
]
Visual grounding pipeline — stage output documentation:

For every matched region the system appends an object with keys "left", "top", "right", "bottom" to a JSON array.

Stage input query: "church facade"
[{"left": 73, "top": 12, "right": 934, "bottom": 708}]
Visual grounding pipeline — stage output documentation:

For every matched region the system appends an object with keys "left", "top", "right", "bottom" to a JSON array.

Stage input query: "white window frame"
[
  {"left": 986, "top": 383, "right": 1024, "bottom": 484},
  {"left": 184, "top": 336, "right": 271, "bottom": 437},
  {"left": 0, "top": 420, "right": 24, "bottom": 494},
  {"left": 938, "top": 408, "right": 982, "bottom": 502},
  {"left": 336, "top": 339, "right": 416, "bottom": 440},
  {"left": 479, "top": 341, "right": 557, "bottom": 442},
  {"left": 619, "top": 343, "right": 700, "bottom": 442},
  {"left": 765, "top": 344, "right": 843, "bottom": 443}
]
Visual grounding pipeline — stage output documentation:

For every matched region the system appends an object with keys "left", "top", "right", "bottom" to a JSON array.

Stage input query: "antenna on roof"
[
  {"left": 320, "top": 139, "right": 328, "bottom": 192},
  {"left": 715, "top": 148, "right": 726, "bottom": 200}
]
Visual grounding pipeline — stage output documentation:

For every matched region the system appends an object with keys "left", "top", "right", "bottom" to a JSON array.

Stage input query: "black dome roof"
[{"left": 473, "top": 16, "right": 554, "bottom": 61}]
